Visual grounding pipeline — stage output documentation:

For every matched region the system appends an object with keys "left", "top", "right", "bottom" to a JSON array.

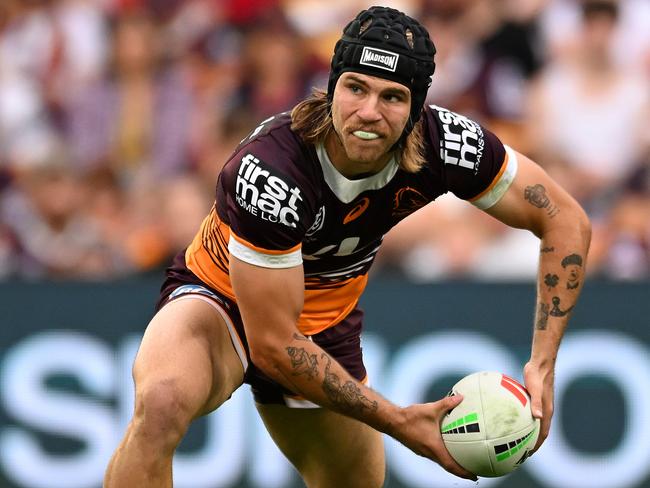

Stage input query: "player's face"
[{"left": 327, "top": 72, "right": 411, "bottom": 177}]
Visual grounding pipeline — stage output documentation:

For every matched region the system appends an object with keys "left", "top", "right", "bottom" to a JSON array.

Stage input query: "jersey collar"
[{"left": 315, "top": 143, "right": 399, "bottom": 203}]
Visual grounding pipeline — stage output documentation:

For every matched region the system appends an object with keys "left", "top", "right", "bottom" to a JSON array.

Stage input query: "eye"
[
  {"left": 349, "top": 84, "right": 363, "bottom": 94},
  {"left": 384, "top": 93, "right": 405, "bottom": 103}
]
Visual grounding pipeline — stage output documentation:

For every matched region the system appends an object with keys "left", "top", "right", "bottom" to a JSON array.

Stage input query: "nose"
[{"left": 356, "top": 94, "right": 382, "bottom": 122}]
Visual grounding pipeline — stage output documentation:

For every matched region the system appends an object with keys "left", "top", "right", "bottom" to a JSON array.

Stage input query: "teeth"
[{"left": 353, "top": 130, "right": 379, "bottom": 140}]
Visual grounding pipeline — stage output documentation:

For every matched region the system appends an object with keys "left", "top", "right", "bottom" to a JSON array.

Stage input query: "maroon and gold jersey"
[{"left": 186, "top": 105, "right": 518, "bottom": 335}]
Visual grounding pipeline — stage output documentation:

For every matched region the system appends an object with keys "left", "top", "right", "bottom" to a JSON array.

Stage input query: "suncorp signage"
[{"left": 1, "top": 329, "right": 650, "bottom": 488}]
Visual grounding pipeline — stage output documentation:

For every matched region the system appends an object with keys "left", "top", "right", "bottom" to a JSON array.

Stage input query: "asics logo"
[{"left": 343, "top": 198, "right": 370, "bottom": 224}]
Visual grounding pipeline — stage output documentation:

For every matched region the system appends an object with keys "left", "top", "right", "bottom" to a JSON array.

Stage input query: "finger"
[
  {"left": 439, "top": 454, "right": 478, "bottom": 481},
  {"left": 447, "top": 465, "right": 478, "bottom": 481},
  {"left": 433, "top": 401, "right": 477, "bottom": 482},
  {"left": 527, "top": 379, "right": 544, "bottom": 419},
  {"left": 532, "top": 416, "right": 551, "bottom": 452},
  {"left": 531, "top": 398, "right": 543, "bottom": 419},
  {"left": 532, "top": 394, "right": 554, "bottom": 452}
]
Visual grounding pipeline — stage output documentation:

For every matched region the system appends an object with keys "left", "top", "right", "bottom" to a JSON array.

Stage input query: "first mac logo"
[{"left": 235, "top": 153, "right": 303, "bottom": 228}]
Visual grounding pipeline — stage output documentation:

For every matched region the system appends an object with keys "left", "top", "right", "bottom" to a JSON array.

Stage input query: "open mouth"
[{"left": 352, "top": 130, "right": 380, "bottom": 141}]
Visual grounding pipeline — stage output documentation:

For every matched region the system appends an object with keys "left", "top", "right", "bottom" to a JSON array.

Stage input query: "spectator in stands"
[
  {"left": 228, "top": 9, "right": 325, "bottom": 121},
  {"left": 0, "top": 0, "right": 648, "bottom": 282},
  {"left": 0, "top": 150, "right": 128, "bottom": 278},
  {"left": 0, "top": 0, "right": 61, "bottom": 170},
  {"left": 526, "top": 0, "right": 650, "bottom": 211},
  {"left": 63, "top": 10, "right": 193, "bottom": 178},
  {"left": 590, "top": 155, "right": 650, "bottom": 279}
]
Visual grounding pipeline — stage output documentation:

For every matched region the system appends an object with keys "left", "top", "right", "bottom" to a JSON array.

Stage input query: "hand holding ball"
[{"left": 442, "top": 371, "right": 540, "bottom": 477}]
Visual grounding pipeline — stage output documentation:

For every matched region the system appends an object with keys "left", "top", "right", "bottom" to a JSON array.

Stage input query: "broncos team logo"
[
  {"left": 306, "top": 206, "right": 326, "bottom": 237},
  {"left": 392, "top": 187, "right": 429, "bottom": 218}
]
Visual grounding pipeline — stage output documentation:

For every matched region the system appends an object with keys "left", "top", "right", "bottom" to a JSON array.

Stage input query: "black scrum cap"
[{"left": 327, "top": 6, "right": 436, "bottom": 138}]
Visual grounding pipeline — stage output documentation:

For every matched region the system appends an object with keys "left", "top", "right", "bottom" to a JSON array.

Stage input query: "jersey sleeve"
[
  {"left": 424, "top": 104, "right": 518, "bottom": 209},
  {"left": 216, "top": 139, "right": 315, "bottom": 269}
]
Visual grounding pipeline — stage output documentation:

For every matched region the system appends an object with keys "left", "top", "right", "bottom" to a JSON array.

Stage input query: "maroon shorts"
[{"left": 157, "top": 251, "right": 368, "bottom": 407}]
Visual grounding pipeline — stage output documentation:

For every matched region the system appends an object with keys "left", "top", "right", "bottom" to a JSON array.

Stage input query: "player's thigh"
[
  {"left": 133, "top": 297, "right": 245, "bottom": 419},
  {"left": 257, "top": 404, "right": 385, "bottom": 488}
]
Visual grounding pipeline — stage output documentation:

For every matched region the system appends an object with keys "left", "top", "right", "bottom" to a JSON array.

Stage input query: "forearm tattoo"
[
  {"left": 535, "top": 303, "right": 549, "bottom": 330},
  {"left": 524, "top": 184, "right": 560, "bottom": 218},
  {"left": 561, "top": 254, "right": 583, "bottom": 290},
  {"left": 544, "top": 273, "right": 559, "bottom": 289},
  {"left": 536, "top": 253, "right": 583, "bottom": 329},
  {"left": 321, "top": 353, "right": 378, "bottom": 415},
  {"left": 286, "top": 346, "right": 319, "bottom": 379},
  {"left": 550, "top": 296, "right": 574, "bottom": 317},
  {"left": 284, "top": 337, "right": 378, "bottom": 415}
]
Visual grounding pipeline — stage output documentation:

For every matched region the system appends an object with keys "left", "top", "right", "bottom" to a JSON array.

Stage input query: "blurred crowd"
[{"left": 0, "top": 0, "right": 648, "bottom": 281}]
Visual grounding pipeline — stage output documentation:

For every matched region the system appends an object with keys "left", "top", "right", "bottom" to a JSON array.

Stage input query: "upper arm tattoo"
[{"left": 524, "top": 184, "right": 560, "bottom": 218}]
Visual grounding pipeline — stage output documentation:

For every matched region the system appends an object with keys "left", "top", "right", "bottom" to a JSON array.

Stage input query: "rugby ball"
[{"left": 441, "top": 371, "right": 540, "bottom": 477}]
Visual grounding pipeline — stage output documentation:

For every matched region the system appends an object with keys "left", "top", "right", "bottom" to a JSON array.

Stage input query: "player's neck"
[{"left": 324, "top": 131, "right": 392, "bottom": 180}]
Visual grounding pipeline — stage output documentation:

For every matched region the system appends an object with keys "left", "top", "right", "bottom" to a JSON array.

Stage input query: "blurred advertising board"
[{"left": 1, "top": 279, "right": 649, "bottom": 488}]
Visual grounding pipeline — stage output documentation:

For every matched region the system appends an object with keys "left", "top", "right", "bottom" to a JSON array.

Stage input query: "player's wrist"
[
  {"left": 525, "top": 357, "right": 556, "bottom": 374},
  {"left": 375, "top": 404, "right": 408, "bottom": 438}
]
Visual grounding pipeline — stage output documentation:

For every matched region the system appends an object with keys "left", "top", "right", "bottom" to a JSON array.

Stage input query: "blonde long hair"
[{"left": 290, "top": 89, "right": 427, "bottom": 173}]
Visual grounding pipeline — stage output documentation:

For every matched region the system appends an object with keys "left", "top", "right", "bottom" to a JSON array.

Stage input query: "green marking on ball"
[
  {"left": 442, "top": 412, "right": 480, "bottom": 434},
  {"left": 494, "top": 426, "right": 537, "bottom": 461}
]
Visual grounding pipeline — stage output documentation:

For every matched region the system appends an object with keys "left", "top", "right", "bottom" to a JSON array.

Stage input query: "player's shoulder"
[
  {"left": 218, "top": 112, "right": 321, "bottom": 229},
  {"left": 241, "top": 112, "right": 293, "bottom": 140},
  {"left": 424, "top": 104, "right": 484, "bottom": 135},
  {"left": 237, "top": 112, "right": 300, "bottom": 156},
  {"left": 236, "top": 112, "right": 314, "bottom": 169},
  {"left": 419, "top": 104, "right": 508, "bottom": 201},
  {"left": 221, "top": 112, "right": 316, "bottom": 183}
]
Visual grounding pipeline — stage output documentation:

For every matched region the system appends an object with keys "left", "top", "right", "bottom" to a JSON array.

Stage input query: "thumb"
[{"left": 440, "top": 393, "right": 464, "bottom": 411}]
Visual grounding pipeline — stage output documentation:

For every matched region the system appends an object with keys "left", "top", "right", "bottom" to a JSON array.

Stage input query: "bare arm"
[
  {"left": 230, "top": 255, "right": 476, "bottom": 480},
  {"left": 484, "top": 150, "right": 592, "bottom": 450}
]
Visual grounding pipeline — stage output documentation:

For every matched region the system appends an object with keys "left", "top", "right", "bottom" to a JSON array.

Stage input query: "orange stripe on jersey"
[
  {"left": 298, "top": 275, "right": 368, "bottom": 335},
  {"left": 186, "top": 209, "right": 368, "bottom": 335},
  {"left": 230, "top": 231, "right": 302, "bottom": 255},
  {"left": 186, "top": 209, "right": 237, "bottom": 300},
  {"left": 468, "top": 150, "right": 509, "bottom": 203}
]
